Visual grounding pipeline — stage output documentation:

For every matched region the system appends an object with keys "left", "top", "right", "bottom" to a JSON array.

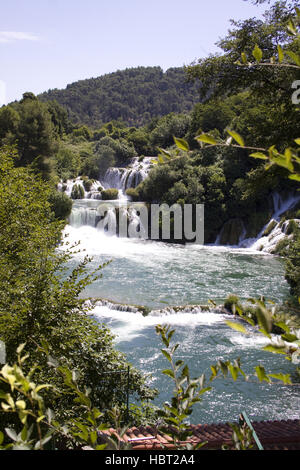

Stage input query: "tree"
[{"left": 0, "top": 146, "right": 155, "bottom": 422}]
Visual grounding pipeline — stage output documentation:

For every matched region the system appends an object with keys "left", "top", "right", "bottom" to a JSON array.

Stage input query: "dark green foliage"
[
  {"left": 101, "top": 188, "right": 119, "bottom": 200},
  {"left": 286, "top": 229, "right": 300, "bottom": 298},
  {"left": 95, "top": 136, "right": 137, "bottom": 164},
  {"left": 39, "top": 67, "right": 200, "bottom": 128},
  {"left": 72, "top": 125, "right": 92, "bottom": 140},
  {"left": 0, "top": 147, "right": 155, "bottom": 423},
  {"left": 71, "top": 184, "right": 84, "bottom": 199},
  {"left": 47, "top": 99, "right": 73, "bottom": 137},
  {"left": 81, "top": 177, "right": 94, "bottom": 192},
  {"left": 187, "top": 2, "right": 299, "bottom": 105},
  {"left": 0, "top": 94, "right": 72, "bottom": 180},
  {"left": 136, "top": 156, "right": 227, "bottom": 242},
  {"left": 54, "top": 145, "right": 81, "bottom": 180},
  {"left": 49, "top": 190, "right": 73, "bottom": 220},
  {"left": 125, "top": 187, "right": 140, "bottom": 201},
  {"left": 149, "top": 113, "right": 191, "bottom": 149}
]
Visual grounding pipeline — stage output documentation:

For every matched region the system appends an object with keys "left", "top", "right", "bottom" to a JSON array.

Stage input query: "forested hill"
[{"left": 39, "top": 66, "right": 200, "bottom": 128}]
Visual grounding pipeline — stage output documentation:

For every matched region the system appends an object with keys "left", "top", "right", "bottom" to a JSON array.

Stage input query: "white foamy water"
[
  {"left": 89, "top": 303, "right": 300, "bottom": 424},
  {"left": 61, "top": 194, "right": 300, "bottom": 424},
  {"left": 91, "top": 305, "right": 228, "bottom": 342}
]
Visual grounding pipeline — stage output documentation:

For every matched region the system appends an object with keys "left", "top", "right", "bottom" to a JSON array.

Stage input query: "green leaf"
[
  {"left": 0, "top": 431, "right": 4, "bottom": 445},
  {"left": 274, "top": 322, "right": 290, "bottom": 333},
  {"left": 241, "top": 52, "right": 247, "bottom": 64},
  {"left": 294, "top": 138, "right": 300, "bottom": 145},
  {"left": 181, "top": 365, "right": 189, "bottom": 378},
  {"left": 288, "top": 174, "right": 300, "bottom": 182},
  {"left": 287, "top": 19, "right": 297, "bottom": 36},
  {"left": 271, "top": 154, "right": 294, "bottom": 172},
  {"left": 286, "top": 50, "right": 300, "bottom": 66},
  {"left": 268, "top": 373, "right": 291, "bottom": 385},
  {"left": 173, "top": 137, "right": 190, "bottom": 152},
  {"left": 277, "top": 45, "right": 284, "bottom": 63},
  {"left": 157, "top": 148, "right": 172, "bottom": 159},
  {"left": 263, "top": 345, "right": 286, "bottom": 355},
  {"left": 250, "top": 152, "right": 268, "bottom": 160},
  {"left": 256, "top": 306, "right": 272, "bottom": 337},
  {"left": 225, "top": 321, "right": 247, "bottom": 334},
  {"left": 15, "top": 400, "right": 26, "bottom": 410},
  {"left": 255, "top": 365, "right": 270, "bottom": 383},
  {"left": 161, "top": 349, "right": 172, "bottom": 363},
  {"left": 227, "top": 130, "right": 245, "bottom": 147},
  {"left": 281, "top": 333, "right": 298, "bottom": 343},
  {"left": 228, "top": 364, "right": 239, "bottom": 381},
  {"left": 195, "top": 133, "right": 217, "bottom": 145},
  {"left": 252, "top": 44, "right": 263, "bottom": 63},
  {"left": 162, "top": 369, "right": 175, "bottom": 379}
]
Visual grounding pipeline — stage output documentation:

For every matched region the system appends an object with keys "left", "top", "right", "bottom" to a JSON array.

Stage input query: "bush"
[
  {"left": 49, "top": 190, "right": 73, "bottom": 220},
  {"left": 71, "top": 184, "right": 84, "bottom": 199},
  {"left": 125, "top": 187, "right": 140, "bottom": 201},
  {"left": 82, "top": 177, "right": 94, "bottom": 192},
  {"left": 285, "top": 230, "right": 300, "bottom": 299},
  {"left": 101, "top": 188, "right": 119, "bottom": 200}
]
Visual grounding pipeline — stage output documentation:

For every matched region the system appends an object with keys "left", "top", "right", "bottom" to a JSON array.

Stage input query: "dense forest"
[
  {"left": 0, "top": 0, "right": 300, "bottom": 451},
  {"left": 38, "top": 66, "right": 201, "bottom": 128}
]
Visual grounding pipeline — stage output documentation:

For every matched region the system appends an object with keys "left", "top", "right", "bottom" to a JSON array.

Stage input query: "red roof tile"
[{"left": 99, "top": 419, "right": 300, "bottom": 450}]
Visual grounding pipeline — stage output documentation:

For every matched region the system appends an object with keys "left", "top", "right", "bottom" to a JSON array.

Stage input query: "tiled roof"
[{"left": 99, "top": 419, "right": 300, "bottom": 450}]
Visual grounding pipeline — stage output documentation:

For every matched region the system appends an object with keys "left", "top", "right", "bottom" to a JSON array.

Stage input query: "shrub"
[
  {"left": 49, "top": 190, "right": 73, "bottom": 220},
  {"left": 82, "top": 178, "right": 94, "bottom": 192},
  {"left": 71, "top": 184, "right": 84, "bottom": 200},
  {"left": 125, "top": 187, "right": 140, "bottom": 201},
  {"left": 101, "top": 188, "right": 119, "bottom": 200}
]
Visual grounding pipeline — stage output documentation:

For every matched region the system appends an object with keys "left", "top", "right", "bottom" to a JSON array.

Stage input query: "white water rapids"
[{"left": 60, "top": 173, "right": 300, "bottom": 424}]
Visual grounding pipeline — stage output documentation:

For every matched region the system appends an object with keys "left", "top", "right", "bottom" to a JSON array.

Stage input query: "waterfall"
[
  {"left": 68, "top": 201, "right": 99, "bottom": 228},
  {"left": 58, "top": 177, "right": 103, "bottom": 200},
  {"left": 58, "top": 157, "right": 152, "bottom": 202},
  {"left": 214, "top": 191, "right": 300, "bottom": 251},
  {"left": 100, "top": 157, "right": 152, "bottom": 197},
  {"left": 128, "top": 208, "right": 147, "bottom": 239},
  {"left": 68, "top": 200, "right": 147, "bottom": 240},
  {"left": 271, "top": 191, "right": 300, "bottom": 220},
  {"left": 239, "top": 191, "right": 300, "bottom": 252},
  {"left": 214, "top": 219, "right": 247, "bottom": 247}
]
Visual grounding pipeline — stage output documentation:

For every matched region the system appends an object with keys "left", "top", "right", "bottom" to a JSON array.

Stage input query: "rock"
[
  {"left": 262, "top": 219, "right": 278, "bottom": 237},
  {"left": 219, "top": 219, "right": 245, "bottom": 246}
]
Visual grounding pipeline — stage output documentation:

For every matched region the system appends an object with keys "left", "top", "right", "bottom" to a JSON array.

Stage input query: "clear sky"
[{"left": 0, "top": 0, "right": 267, "bottom": 104}]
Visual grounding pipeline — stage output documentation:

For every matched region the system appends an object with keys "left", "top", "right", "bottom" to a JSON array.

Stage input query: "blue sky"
[{"left": 0, "top": 0, "right": 267, "bottom": 104}]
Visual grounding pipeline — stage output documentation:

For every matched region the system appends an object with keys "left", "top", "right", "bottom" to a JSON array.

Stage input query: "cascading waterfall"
[
  {"left": 69, "top": 205, "right": 98, "bottom": 228},
  {"left": 239, "top": 191, "right": 300, "bottom": 252},
  {"left": 68, "top": 200, "right": 146, "bottom": 239},
  {"left": 214, "top": 191, "right": 300, "bottom": 252},
  {"left": 58, "top": 178, "right": 103, "bottom": 200},
  {"left": 100, "top": 157, "right": 152, "bottom": 196}
]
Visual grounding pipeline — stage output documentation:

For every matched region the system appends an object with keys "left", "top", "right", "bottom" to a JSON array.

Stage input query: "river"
[{"left": 62, "top": 199, "right": 300, "bottom": 424}]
